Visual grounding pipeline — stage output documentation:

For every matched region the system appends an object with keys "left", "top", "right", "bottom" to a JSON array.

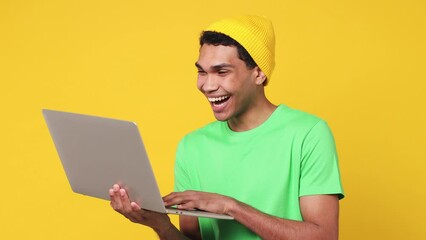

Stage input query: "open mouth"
[{"left": 208, "top": 95, "right": 230, "bottom": 106}]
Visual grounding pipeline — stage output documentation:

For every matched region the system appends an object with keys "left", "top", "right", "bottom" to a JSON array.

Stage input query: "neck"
[{"left": 227, "top": 98, "right": 277, "bottom": 132}]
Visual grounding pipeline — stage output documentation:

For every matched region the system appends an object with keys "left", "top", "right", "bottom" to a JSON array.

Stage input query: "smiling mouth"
[{"left": 208, "top": 95, "right": 230, "bottom": 105}]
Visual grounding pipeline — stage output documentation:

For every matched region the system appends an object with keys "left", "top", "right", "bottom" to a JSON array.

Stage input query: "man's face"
[{"left": 196, "top": 44, "right": 260, "bottom": 122}]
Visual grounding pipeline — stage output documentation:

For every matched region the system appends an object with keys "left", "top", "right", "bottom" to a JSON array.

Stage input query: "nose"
[{"left": 198, "top": 74, "right": 219, "bottom": 93}]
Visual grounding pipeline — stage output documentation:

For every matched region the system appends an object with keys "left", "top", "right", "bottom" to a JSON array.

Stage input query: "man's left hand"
[{"left": 163, "top": 191, "right": 237, "bottom": 215}]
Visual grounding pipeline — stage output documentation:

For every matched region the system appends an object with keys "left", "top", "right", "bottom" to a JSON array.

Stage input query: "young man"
[{"left": 110, "top": 15, "right": 344, "bottom": 240}]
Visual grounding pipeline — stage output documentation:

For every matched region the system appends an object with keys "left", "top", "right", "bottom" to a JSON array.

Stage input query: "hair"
[{"left": 199, "top": 31, "right": 257, "bottom": 69}]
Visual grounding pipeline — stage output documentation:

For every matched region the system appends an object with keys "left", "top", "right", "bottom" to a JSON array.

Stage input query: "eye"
[
  {"left": 197, "top": 70, "right": 207, "bottom": 76},
  {"left": 218, "top": 70, "right": 229, "bottom": 76}
]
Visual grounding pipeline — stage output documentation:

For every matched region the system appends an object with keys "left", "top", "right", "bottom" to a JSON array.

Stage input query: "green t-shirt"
[{"left": 174, "top": 104, "right": 344, "bottom": 240}]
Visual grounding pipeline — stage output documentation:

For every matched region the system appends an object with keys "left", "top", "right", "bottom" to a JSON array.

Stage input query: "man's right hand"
[{"left": 109, "top": 184, "right": 174, "bottom": 235}]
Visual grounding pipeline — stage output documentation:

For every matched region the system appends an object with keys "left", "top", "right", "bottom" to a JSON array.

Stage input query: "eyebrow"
[{"left": 195, "top": 62, "right": 234, "bottom": 71}]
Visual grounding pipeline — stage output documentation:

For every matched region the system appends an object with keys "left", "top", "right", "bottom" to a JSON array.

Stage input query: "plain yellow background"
[{"left": 1, "top": 0, "right": 425, "bottom": 239}]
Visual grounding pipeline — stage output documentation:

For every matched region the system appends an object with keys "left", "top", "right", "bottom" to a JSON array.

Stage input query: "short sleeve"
[{"left": 299, "top": 120, "right": 344, "bottom": 199}]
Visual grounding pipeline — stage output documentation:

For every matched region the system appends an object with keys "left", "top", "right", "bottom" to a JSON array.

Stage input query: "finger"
[
  {"left": 177, "top": 201, "right": 199, "bottom": 210},
  {"left": 119, "top": 188, "right": 136, "bottom": 213},
  {"left": 163, "top": 191, "right": 194, "bottom": 206},
  {"left": 162, "top": 192, "right": 178, "bottom": 202},
  {"left": 131, "top": 201, "right": 141, "bottom": 211},
  {"left": 109, "top": 186, "right": 124, "bottom": 211},
  {"left": 114, "top": 188, "right": 142, "bottom": 221},
  {"left": 126, "top": 203, "right": 144, "bottom": 223}
]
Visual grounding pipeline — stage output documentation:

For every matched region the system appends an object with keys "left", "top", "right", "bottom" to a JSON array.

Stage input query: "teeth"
[{"left": 208, "top": 96, "right": 229, "bottom": 102}]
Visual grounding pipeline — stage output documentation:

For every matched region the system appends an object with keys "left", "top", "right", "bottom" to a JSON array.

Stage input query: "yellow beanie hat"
[{"left": 204, "top": 15, "right": 276, "bottom": 84}]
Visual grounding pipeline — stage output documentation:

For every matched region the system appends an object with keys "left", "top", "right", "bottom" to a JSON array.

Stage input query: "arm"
[
  {"left": 165, "top": 191, "right": 339, "bottom": 240},
  {"left": 230, "top": 194, "right": 339, "bottom": 240},
  {"left": 109, "top": 184, "right": 191, "bottom": 240},
  {"left": 179, "top": 216, "right": 202, "bottom": 240}
]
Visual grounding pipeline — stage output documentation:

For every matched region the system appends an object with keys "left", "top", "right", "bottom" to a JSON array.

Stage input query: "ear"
[{"left": 254, "top": 67, "right": 267, "bottom": 85}]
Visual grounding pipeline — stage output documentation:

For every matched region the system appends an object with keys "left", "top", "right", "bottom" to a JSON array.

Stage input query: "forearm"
[
  {"left": 229, "top": 200, "right": 337, "bottom": 240},
  {"left": 154, "top": 222, "right": 191, "bottom": 240}
]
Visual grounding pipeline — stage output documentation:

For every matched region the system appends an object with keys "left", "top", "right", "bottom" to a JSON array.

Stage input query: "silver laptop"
[{"left": 42, "top": 109, "right": 233, "bottom": 220}]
